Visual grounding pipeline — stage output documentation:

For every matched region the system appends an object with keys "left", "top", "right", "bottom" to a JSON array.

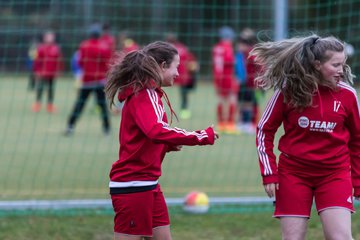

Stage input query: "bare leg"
[
  {"left": 113, "top": 233, "right": 143, "bottom": 240},
  {"left": 319, "top": 208, "right": 352, "bottom": 240},
  {"left": 151, "top": 225, "right": 172, "bottom": 240},
  {"left": 280, "top": 217, "right": 308, "bottom": 240}
]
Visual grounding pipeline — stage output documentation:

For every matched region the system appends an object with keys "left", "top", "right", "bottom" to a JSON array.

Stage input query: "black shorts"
[{"left": 238, "top": 86, "right": 255, "bottom": 103}]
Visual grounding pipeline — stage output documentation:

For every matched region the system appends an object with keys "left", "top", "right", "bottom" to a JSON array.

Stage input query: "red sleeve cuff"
[
  {"left": 262, "top": 175, "right": 278, "bottom": 185},
  {"left": 354, "top": 187, "right": 360, "bottom": 197},
  {"left": 205, "top": 127, "right": 215, "bottom": 145}
]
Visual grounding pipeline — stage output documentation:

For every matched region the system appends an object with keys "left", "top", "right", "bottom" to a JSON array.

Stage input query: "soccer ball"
[{"left": 183, "top": 191, "right": 210, "bottom": 214}]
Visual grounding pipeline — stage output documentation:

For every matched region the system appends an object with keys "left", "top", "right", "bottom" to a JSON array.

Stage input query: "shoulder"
[
  {"left": 54, "top": 43, "right": 61, "bottom": 49},
  {"left": 337, "top": 81, "right": 358, "bottom": 98},
  {"left": 132, "top": 88, "right": 160, "bottom": 101},
  {"left": 37, "top": 44, "right": 46, "bottom": 51},
  {"left": 126, "top": 89, "right": 162, "bottom": 111},
  {"left": 334, "top": 82, "right": 359, "bottom": 109},
  {"left": 80, "top": 40, "right": 90, "bottom": 48}
]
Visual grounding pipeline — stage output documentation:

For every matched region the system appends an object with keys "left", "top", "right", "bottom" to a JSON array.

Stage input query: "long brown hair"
[
  {"left": 250, "top": 34, "right": 354, "bottom": 108},
  {"left": 105, "top": 41, "right": 178, "bottom": 107}
]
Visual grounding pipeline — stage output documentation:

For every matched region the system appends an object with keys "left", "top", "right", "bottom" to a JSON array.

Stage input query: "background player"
[
  {"left": 32, "top": 30, "right": 63, "bottom": 113},
  {"left": 65, "top": 23, "right": 112, "bottom": 136},
  {"left": 165, "top": 32, "right": 199, "bottom": 119},
  {"left": 235, "top": 28, "right": 258, "bottom": 134},
  {"left": 212, "top": 26, "right": 238, "bottom": 134}
]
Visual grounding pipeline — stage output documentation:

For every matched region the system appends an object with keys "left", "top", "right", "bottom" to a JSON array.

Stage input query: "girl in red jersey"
[
  {"left": 252, "top": 34, "right": 360, "bottom": 239},
  {"left": 105, "top": 41, "right": 218, "bottom": 240},
  {"left": 32, "top": 30, "right": 63, "bottom": 113},
  {"left": 212, "top": 26, "right": 239, "bottom": 134}
]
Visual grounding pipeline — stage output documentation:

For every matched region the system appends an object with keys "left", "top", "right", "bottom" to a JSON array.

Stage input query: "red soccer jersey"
[
  {"left": 257, "top": 82, "right": 360, "bottom": 196},
  {"left": 33, "top": 43, "right": 62, "bottom": 78},
  {"left": 171, "top": 41, "right": 196, "bottom": 86},
  {"left": 212, "top": 40, "right": 236, "bottom": 93},
  {"left": 78, "top": 38, "right": 112, "bottom": 85},
  {"left": 100, "top": 33, "right": 116, "bottom": 51},
  {"left": 243, "top": 48, "right": 257, "bottom": 88},
  {"left": 109, "top": 87, "right": 215, "bottom": 187}
]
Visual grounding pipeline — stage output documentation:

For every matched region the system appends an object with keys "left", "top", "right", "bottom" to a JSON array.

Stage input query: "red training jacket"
[
  {"left": 257, "top": 82, "right": 360, "bottom": 196},
  {"left": 109, "top": 87, "right": 215, "bottom": 188},
  {"left": 33, "top": 43, "right": 62, "bottom": 78},
  {"left": 78, "top": 38, "right": 112, "bottom": 85},
  {"left": 243, "top": 47, "right": 257, "bottom": 88},
  {"left": 100, "top": 33, "right": 116, "bottom": 51}
]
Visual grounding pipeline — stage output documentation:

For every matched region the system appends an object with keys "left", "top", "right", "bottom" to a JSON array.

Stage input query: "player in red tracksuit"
[
  {"left": 65, "top": 24, "right": 112, "bottom": 136},
  {"left": 252, "top": 34, "right": 360, "bottom": 239},
  {"left": 105, "top": 41, "right": 218, "bottom": 240},
  {"left": 212, "top": 26, "right": 238, "bottom": 134},
  {"left": 32, "top": 31, "right": 62, "bottom": 113},
  {"left": 166, "top": 33, "right": 199, "bottom": 119},
  {"left": 100, "top": 22, "right": 116, "bottom": 51},
  {"left": 235, "top": 28, "right": 259, "bottom": 134}
]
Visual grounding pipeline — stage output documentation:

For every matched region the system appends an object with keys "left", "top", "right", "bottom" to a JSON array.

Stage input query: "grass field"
[
  {"left": 2, "top": 75, "right": 360, "bottom": 239},
  {"left": 1, "top": 75, "right": 267, "bottom": 200},
  {"left": 1, "top": 207, "right": 360, "bottom": 240}
]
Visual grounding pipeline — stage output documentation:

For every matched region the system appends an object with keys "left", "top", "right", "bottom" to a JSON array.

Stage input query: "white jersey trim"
[
  {"left": 257, "top": 90, "right": 281, "bottom": 176},
  {"left": 109, "top": 180, "right": 158, "bottom": 188},
  {"left": 338, "top": 81, "right": 360, "bottom": 116},
  {"left": 146, "top": 89, "right": 208, "bottom": 140}
]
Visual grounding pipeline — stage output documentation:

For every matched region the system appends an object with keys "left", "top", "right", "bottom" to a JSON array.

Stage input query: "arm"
[
  {"left": 78, "top": 44, "right": 85, "bottom": 68},
  {"left": 346, "top": 92, "right": 360, "bottom": 199},
  {"left": 134, "top": 89, "right": 215, "bottom": 146},
  {"left": 56, "top": 46, "right": 64, "bottom": 75},
  {"left": 33, "top": 47, "right": 43, "bottom": 76},
  {"left": 256, "top": 90, "right": 284, "bottom": 185},
  {"left": 187, "top": 51, "right": 199, "bottom": 73}
]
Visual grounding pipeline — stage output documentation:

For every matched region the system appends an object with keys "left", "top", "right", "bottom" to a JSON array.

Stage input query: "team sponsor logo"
[
  {"left": 298, "top": 116, "right": 309, "bottom": 128},
  {"left": 298, "top": 116, "right": 337, "bottom": 132}
]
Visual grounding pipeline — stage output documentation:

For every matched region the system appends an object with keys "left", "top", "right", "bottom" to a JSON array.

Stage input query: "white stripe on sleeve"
[{"left": 257, "top": 90, "right": 281, "bottom": 175}]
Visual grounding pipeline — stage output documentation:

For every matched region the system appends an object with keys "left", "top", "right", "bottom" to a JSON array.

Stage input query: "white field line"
[{"left": 0, "top": 197, "right": 274, "bottom": 210}]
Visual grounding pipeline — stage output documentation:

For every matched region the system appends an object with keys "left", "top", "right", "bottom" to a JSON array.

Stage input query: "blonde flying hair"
[{"left": 250, "top": 34, "right": 354, "bottom": 108}]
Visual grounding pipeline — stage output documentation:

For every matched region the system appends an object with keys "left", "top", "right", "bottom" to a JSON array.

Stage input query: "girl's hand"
[
  {"left": 264, "top": 183, "right": 279, "bottom": 198},
  {"left": 167, "top": 145, "right": 183, "bottom": 152},
  {"left": 214, "top": 131, "right": 219, "bottom": 140},
  {"left": 210, "top": 125, "right": 219, "bottom": 140},
  {"left": 173, "top": 145, "right": 183, "bottom": 151}
]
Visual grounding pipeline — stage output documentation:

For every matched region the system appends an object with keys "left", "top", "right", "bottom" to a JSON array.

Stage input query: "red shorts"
[
  {"left": 111, "top": 184, "right": 170, "bottom": 237},
  {"left": 214, "top": 78, "right": 238, "bottom": 97},
  {"left": 274, "top": 167, "right": 355, "bottom": 218}
]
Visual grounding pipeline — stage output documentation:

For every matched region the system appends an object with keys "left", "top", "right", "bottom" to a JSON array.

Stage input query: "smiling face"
[
  {"left": 316, "top": 50, "right": 346, "bottom": 85},
  {"left": 160, "top": 54, "right": 180, "bottom": 87}
]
